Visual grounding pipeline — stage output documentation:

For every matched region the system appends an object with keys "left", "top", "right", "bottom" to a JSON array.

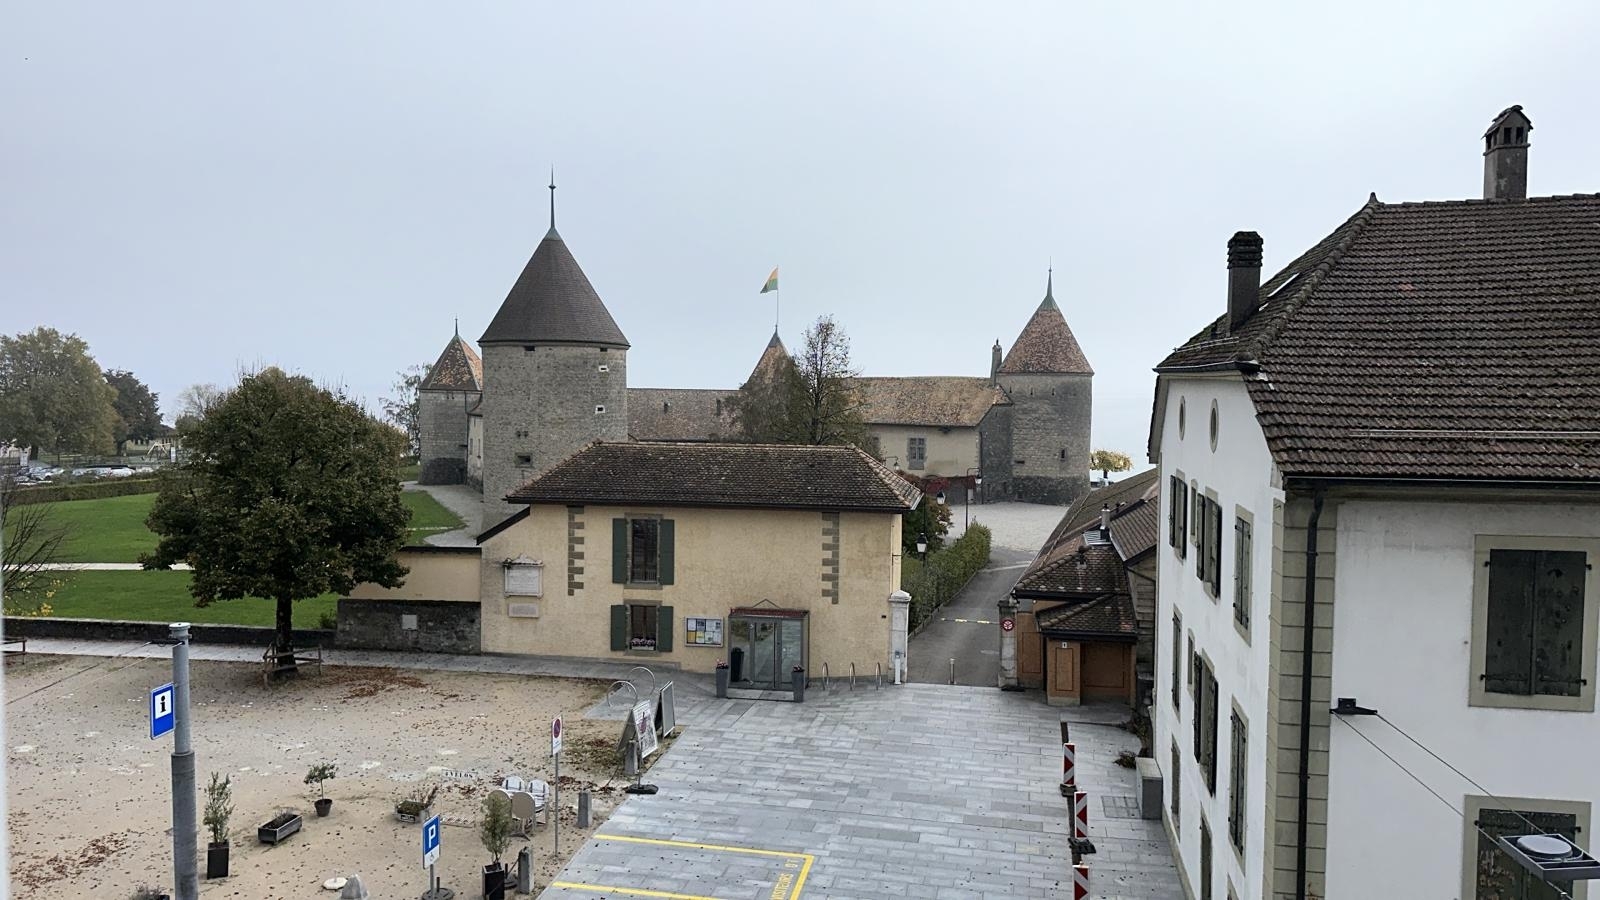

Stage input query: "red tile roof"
[
  {"left": 853, "top": 377, "right": 1009, "bottom": 428},
  {"left": 998, "top": 279, "right": 1094, "bottom": 375},
  {"left": 419, "top": 335, "right": 483, "bottom": 392}
]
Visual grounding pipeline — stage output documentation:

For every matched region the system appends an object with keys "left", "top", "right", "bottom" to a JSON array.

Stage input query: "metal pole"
[
  {"left": 554, "top": 747, "right": 560, "bottom": 858},
  {"left": 170, "top": 622, "right": 198, "bottom": 900},
  {"left": 949, "top": 657, "right": 956, "bottom": 685}
]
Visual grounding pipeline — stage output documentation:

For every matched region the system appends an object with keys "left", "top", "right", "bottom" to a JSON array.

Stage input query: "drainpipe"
[{"left": 1294, "top": 493, "right": 1324, "bottom": 900}]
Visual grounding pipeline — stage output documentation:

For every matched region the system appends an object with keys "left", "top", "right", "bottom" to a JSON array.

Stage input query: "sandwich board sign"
[
  {"left": 422, "top": 813, "right": 442, "bottom": 868},
  {"left": 150, "top": 683, "right": 175, "bottom": 740},
  {"left": 633, "top": 701, "right": 659, "bottom": 758}
]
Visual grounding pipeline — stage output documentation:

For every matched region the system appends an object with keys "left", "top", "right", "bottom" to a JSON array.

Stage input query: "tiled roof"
[
  {"left": 419, "top": 335, "right": 484, "bottom": 392},
  {"left": 1157, "top": 193, "right": 1600, "bottom": 481},
  {"left": 1034, "top": 594, "right": 1138, "bottom": 640},
  {"left": 1053, "top": 468, "right": 1161, "bottom": 540},
  {"left": 747, "top": 331, "right": 793, "bottom": 384},
  {"left": 997, "top": 276, "right": 1094, "bottom": 375},
  {"left": 1016, "top": 468, "right": 1160, "bottom": 597},
  {"left": 480, "top": 229, "right": 629, "bottom": 348},
  {"left": 1013, "top": 533, "right": 1128, "bottom": 598},
  {"left": 505, "top": 441, "right": 923, "bottom": 512},
  {"left": 1109, "top": 493, "right": 1161, "bottom": 563},
  {"left": 853, "top": 377, "right": 1009, "bottom": 427},
  {"left": 628, "top": 388, "right": 737, "bottom": 442}
]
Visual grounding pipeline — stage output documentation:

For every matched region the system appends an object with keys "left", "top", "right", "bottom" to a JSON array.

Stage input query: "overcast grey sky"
[{"left": 5, "top": 2, "right": 1597, "bottom": 463}]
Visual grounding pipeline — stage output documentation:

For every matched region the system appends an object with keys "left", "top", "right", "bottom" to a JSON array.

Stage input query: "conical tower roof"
[
  {"left": 747, "top": 330, "right": 794, "bottom": 383},
  {"left": 997, "top": 272, "right": 1093, "bottom": 375},
  {"left": 419, "top": 331, "right": 483, "bottom": 391},
  {"left": 480, "top": 228, "right": 629, "bottom": 348}
]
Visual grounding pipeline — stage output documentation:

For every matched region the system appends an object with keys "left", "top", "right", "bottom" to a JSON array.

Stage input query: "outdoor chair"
[{"left": 510, "top": 787, "right": 546, "bottom": 835}]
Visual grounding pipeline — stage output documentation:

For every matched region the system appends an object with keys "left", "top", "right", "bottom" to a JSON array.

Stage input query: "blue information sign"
[
  {"left": 150, "top": 682, "right": 175, "bottom": 740},
  {"left": 422, "top": 813, "right": 442, "bottom": 868}
]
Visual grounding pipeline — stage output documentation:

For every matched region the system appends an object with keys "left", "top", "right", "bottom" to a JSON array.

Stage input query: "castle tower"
[
  {"left": 994, "top": 270, "right": 1094, "bottom": 504},
  {"left": 416, "top": 325, "right": 483, "bottom": 485},
  {"left": 479, "top": 186, "right": 629, "bottom": 513}
]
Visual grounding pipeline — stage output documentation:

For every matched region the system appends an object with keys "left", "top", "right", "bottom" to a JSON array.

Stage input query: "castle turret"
[
  {"left": 417, "top": 326, "right": 483, "bottom": 485},
  {"left": 994, "top": 270, "right": 1093, "bottom": 504},
  {"left": 479, "top": 186, "right": 630, "bottom": 514}
]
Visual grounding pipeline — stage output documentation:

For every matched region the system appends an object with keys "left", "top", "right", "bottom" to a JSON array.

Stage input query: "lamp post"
[
  {"left": 916, "top": 532, "right": 928, "bottom": 560},
  {"left": 964, "top": 468, "right": 983, "bottom": 531}
]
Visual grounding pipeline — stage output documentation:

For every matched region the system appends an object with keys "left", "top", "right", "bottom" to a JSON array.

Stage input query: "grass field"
[
  {"left": 40, "top": 570, "right": 338, "bottom": 627},
  {"left": 19, "top": 490, "right": 465, "bottom": 563}
]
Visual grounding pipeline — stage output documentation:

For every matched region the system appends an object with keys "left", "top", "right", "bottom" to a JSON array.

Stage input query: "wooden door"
[
  {"left": 1050, "top": 642, "right": 1080, "bottom": 700},
  {"left": 1082, "top": 642, "right": 1131, "bottom": 702}
]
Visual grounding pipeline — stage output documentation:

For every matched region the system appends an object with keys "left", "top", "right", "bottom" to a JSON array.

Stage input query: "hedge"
[
  {"left": 903, "top": 523, "right": 992, "bottom": 632},
  {"left": 12, "top": 476, "right": 163, "bottom": 505}
]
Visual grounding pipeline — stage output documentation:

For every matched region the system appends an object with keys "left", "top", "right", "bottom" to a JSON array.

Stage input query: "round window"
[
  {"left": 1209, "top": 400, "right": 1220, "bottom": 452},
  {"left": 1178, "top": 398, "right": 1187, "bottom": 439}
]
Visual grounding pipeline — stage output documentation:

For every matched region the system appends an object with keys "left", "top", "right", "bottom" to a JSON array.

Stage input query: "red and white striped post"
[
  {"left": 1073, "top": 790, "right": 1089, "bottom": 840},
  {"left": 1072, "top": 864, "right": 1089, "bottom": 899},
  {"left": 1061, "top": 742, "right": 1077, "bottom": 789}
]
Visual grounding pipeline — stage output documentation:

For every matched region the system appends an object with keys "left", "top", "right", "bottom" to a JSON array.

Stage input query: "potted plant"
[
  {"left": 305, "top": 762, "right": 337, "bottom": 816},
  {"left": 480, "top": 791, "right": 514, "bottom": 900},
  {"left": 202, "top": 772, "right": 232, "bottom": 878},
  {"left": 395, "top": 783, "right": 440, "bottom": 823}
]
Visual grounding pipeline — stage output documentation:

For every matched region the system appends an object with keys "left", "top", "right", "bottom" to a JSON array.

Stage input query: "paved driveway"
[{"left": 542, "top": 683, "right": 1181, "bottom": 899}]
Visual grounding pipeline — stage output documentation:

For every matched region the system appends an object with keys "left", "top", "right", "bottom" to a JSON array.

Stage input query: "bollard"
[
  {"left": 1073, "top": 864, "right": 1089, "bottom": 900},
  {"left": 850, "top": 662, "right": 856, "bottom": 691},
  {"left": 517, "top": 846, "right": 532, "bottom": 894},
  {"left": 791, "top": 666, "right": 806, "bottom": 703},
  {"left": 949, "top": 657, "right": 955, "bottom": 685},
  {"left": 1062, "top": 742, "right": 1077, "bottom": 790},
  {"left": 577, "top": 790, "right": 591, "bottom": 829},
  {"left": 1073, "top": 791, "right": 1089, "bottom": 840}
]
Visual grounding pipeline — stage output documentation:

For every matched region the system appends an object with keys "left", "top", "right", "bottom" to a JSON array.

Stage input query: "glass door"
[{"left": 728, "top": 614, "right": 808, "bottom": 690}]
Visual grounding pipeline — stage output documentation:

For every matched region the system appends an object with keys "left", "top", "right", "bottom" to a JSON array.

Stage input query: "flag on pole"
[{"left": 761, "top": 267, "right": 779, "bottom": 294}]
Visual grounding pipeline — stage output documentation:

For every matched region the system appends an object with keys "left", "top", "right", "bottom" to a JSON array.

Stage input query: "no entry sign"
[
  {"left": 551, "top": 716, "right": 563, "bottom": 756},
  {"left": 1000, "top": 618, "right": 1015, "bottom": 632}
]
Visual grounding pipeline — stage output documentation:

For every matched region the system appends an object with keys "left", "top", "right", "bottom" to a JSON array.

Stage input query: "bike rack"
[
  {"left": 605, "top": 680, "right": 639, "bottom": 711},
  {"left": 822, "top": 662, "right": 830, "bottom": 691},
  {"left": 849, "top": 662, "right": 857, "bottom": 691},
  {"left": 876, "top": 662, "right": 882, "bottom": 690},
  {"left": 627, "top": 665, "right": 657, "bottom": 697}
]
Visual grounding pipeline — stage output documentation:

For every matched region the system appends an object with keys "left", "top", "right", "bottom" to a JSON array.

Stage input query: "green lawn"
[
  {"left": 17, "top": 489, "right": 465, "bottom": 563},
  {"left": 42, "top": 570, "right": 338, "bottom": 627}
]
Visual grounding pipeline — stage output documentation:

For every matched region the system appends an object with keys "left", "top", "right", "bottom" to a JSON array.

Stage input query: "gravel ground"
[{"left": 951, "top": 500, "right": 1072, "bottom": 553}]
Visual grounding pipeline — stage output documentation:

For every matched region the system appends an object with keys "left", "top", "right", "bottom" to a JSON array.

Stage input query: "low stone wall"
[
  {"left": 1, "top": 616, "right": 331, "bottom": 647},
  {"left": 336, "top": 598, "right": 480, "bottom": 654}
]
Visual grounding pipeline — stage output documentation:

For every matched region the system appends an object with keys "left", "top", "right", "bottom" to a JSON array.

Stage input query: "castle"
[{"left": 417, "top": 200, "right": 1094, "bottom": 514}]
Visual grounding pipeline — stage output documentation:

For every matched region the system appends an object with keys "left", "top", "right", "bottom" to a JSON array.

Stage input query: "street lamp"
[
  {"left": 965, "top": 468, "right": 983, "bottom": 531},
  {"left": 916, "top": 531, "right": 928, "bottom": 559}
]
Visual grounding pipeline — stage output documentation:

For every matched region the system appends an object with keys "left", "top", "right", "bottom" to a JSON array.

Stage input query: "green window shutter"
[
  {"left": 1485, "top": 549, "right": 1536, "bottom": 694},
  {"left": 612, "top": 518, "right": 628, "bottom": 583},
  {"left": 659, "top": 519, "right": 675, "bottom": 586},
  {"left": 610, "top": 604, "right": 628, "bottom": 651},
  {"left": 657, "top": 605, "right": 674, "bottom": 652}
]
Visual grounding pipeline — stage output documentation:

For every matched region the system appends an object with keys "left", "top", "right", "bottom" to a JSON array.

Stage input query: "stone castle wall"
[
  {"left": 999, "top": 372, "right": 1092, "bottom": 505},
  {"left": 418, "top": 389, "right": 479, "bottom": 485}
]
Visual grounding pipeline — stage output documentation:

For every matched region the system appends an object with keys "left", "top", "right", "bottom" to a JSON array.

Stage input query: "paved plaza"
[{"left": 545, "top": 683, "right": 1182, "bottom": 899}]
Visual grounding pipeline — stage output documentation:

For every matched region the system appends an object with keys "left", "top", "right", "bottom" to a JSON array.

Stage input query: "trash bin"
[{"left": 729, "top": 648, "right": 745, "bottom": 683}]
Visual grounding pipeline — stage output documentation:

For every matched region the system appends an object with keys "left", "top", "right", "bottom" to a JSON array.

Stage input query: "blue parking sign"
[
  {"left": 150, "top": 683, "right": 175, "bottom": 740},
  {"left": 422, "top": 813, "right": 441, "bottom": 868}
]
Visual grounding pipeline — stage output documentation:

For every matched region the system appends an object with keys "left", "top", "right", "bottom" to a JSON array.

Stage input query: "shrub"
[
  {"left": 203, "top": 772, "right": 232, "bottom": 844},
  {"left": 304, "top": 762, "right": 337, "bottom": 799},
  {"left": 480, "top": 791, "right": 514, "bottom": 864},
  {"left": 12, "top": 475, "right": 161, "bottom": 505},
  {"left": 317, "top": 611, "right": 338, "bottom": 631},
  {"left": 903, "top": 523, "right": 991, "bottom": 631},
  {"left": 396, "top": 783, "right": 439, "bottom": 817}
]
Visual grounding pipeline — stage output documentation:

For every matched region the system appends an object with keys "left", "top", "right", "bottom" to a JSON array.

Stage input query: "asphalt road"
[{"left": 907, "top": 546, "right": 1034, "bottom": 686}]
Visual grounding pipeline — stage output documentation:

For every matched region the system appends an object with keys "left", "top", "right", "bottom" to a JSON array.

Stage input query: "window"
[
  {"left": 1234, "top": 515, "right": 1253, "bottom": 630},
  {"left": 1471, "top": 536, "right": 1599, "bottom": 712},
  {"left": 1193, "top": 656, "right": 1218, "bottom": 794},
  {"left": 503, "top": 557, "right": 543, "bottom": 597},
  {"left": 610, "top": 603, "right": 676, "bottom": 653},
  {"left": 1196, "top": 493, "right": 1222, "bottom": 597},
  {"left": 595, "top": 405, "right": 606, "bottom": 414},
  {"left": 1228, "top": 707, "right": 1246, "bottom": 853},
  {"left": 1178, "top": 397, "right": 1187, "bottom": 438},
  {"left": 1169, "top": 476, "right": 1189, "bottom": 560},
  {"left": 1171, "top": 611, "right": 1183, "bottom": 709},
  {"left": 1170, "top": 739, "right": 1182, "bottom": 828},
  {"left": 515, "top": 453, "right": 532, "bottom": 466},
  {"left": 1209, "top": 399, "right": 1219, "bottom": 452},
  {"left": 1463, "top": 795, "right": 1589, "bottom": 900},
  {"left": 612, "top": 517, "right": 676, "bottom": 587},
  {"left": 907, "top": 437, "right": 927, "bottom": 470},
  {"left": 1199, "top": 816, "right": 1214, "bottom": 900}
]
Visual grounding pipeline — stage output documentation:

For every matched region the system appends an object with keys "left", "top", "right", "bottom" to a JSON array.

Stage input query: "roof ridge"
[
  {"left": 1377, "top": 190, "right": 1600, "bottom": 209},
  {"left": 1235, "top": 194, "right": 1383, "bottom": 363}
]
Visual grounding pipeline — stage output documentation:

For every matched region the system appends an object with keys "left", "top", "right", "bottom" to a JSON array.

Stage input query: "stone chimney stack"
[
  {"left": 1099, "top": 504, "right": 1111, "bottom": 535},
  {"left": 1226, "top": 231, "right": 1264, "bottom": 333},
  {"left": 990, "top": 340, "right": 1002, "bottom": 383},
  {"left": 1483, "top": 105, "right": 1532, "bottom": 201}
]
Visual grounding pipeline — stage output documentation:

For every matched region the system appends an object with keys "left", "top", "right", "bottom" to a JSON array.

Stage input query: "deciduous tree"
[
  {"left": 143, "top": 368, "right": 410, "bottom": 673},
  {"left": 381, "top": 364, "right": 430, "bottom": 457},
  {"left": 729, "top": 317, "right": 873, "bottom": 449},
  {"left": 0, "top": 327, "right": 118, "bottom": 456},
  {"left": 105, "top": 369, "right": 162, "bottom": 455},
  {"left": 1090, "top": 448, "right": 1133, "bottom": 482},
  {"left": 1, "top": 475, "right": 70, "bottom": 614}
]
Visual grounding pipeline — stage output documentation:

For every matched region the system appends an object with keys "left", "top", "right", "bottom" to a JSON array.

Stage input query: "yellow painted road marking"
[
  {"left": 552, "top": 835, "right": 815, "bottom": 900},
  {"left": 548, "top": 882, "right": 726, "bottom": 900}
]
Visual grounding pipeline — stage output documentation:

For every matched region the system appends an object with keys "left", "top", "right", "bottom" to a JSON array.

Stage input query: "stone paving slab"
[{"left": 541, "top": 684, "right": 1182, "bottom": 899}]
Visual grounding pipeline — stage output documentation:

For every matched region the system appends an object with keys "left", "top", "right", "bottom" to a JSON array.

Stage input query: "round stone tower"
[
  {"left": 994, "top": 271, "right": 1094, "bottom": 505},
  {"left": 478, "top": 201, "right": 629, "bottom": 517}
]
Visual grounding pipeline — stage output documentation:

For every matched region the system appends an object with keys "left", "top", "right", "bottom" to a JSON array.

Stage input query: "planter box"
[
  {"left": 395, "top": 805, "right": 432, "bottom": 824},
  {"left": 257, "top": 812, "right": 302, "bottom": 844},
  {"left": 206, "top": 841, "right": 229, "bottom": 879}
]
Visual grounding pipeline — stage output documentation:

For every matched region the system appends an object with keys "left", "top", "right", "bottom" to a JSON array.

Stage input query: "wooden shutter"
[
  {"left": 1208, "top": 499, "right": 1223, "bottom": 596},
  {"left": 1484, "top": 549, "right": 1537, "bottom": 694},
  {"left": 1535, "top": 549, "right": 1587, "bottom": 697},
  {"left": 659, "top": 519, "right": 675, "bottom": 586},
  {"left": 657, "top": 605, "right": 674, "bottom": 652},
  {"left": 610, "top": 604, "right": 628, "bottom": 651},
  {"left": 612, "top": 518, "right": 628, "bottom": 583},
  {"left": 1205, "top": 670, "right": 1219, "bottom": 793}
]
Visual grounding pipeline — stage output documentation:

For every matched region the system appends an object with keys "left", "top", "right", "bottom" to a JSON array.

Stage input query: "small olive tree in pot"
[
  {"left": 203, "top": 772, "right": 232, "bottom": 879},
  {"left": 480, "top": 792, "right": 514, "bottom": 900},
  {"left": 305, "top": 762, "right": 337, "bottom": 816}
]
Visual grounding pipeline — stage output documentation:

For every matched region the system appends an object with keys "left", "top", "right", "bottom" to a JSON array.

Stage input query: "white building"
[{"left": 1151, "top": 105, "right": 1600, "bottom": 900}]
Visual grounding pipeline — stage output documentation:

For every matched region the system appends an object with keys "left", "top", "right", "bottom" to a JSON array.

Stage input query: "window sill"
[
  {"left": 625, "top": 581, "right": 664, "bottom": 591},
  {"left": 1469, "top": 690, "right": 1594, "bottom": 713}
]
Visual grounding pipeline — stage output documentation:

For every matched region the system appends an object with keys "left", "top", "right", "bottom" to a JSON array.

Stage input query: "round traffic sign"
[
  {"left": 552, "top": 717, "right": 562, "bottom": 738},
  {"left": 1001, "top": 618, "right": 1015, "bottom": 632}
]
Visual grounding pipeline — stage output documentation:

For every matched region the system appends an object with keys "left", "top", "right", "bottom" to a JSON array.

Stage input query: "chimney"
[
  {"left": 1226, "top": 231, "right": 1264, "bottom": 333},
  {"left": 1483, "top": 105, "right": 1532, "bottom": 201},
  {"left": 1100, "top": 503, "right": 1111, "bottom": 535},
  {"left": 990, "top": 340, "right": 1002, "bottom": 383}
]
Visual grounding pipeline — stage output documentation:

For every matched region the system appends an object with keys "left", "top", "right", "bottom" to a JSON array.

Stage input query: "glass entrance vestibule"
[{"left": 727, "top": 609, "right": 809, "bottom": 689}]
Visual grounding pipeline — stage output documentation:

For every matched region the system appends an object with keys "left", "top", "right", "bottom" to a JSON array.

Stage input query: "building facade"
[
  {"left": 416, "top": 332, "right": 482, "bottom": 485},
  {"left": 1151, "top": 106, "right": 1600, "bottom": 900}
]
